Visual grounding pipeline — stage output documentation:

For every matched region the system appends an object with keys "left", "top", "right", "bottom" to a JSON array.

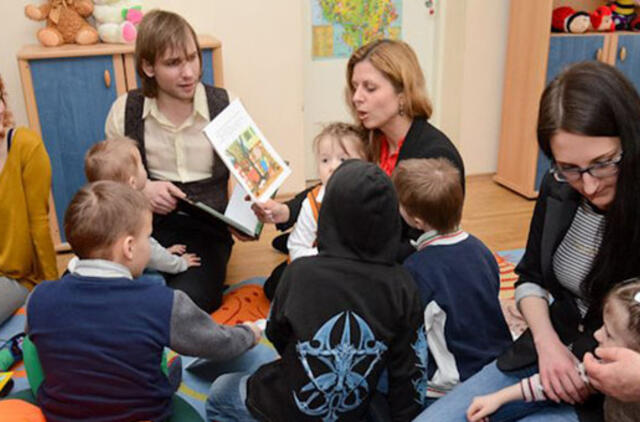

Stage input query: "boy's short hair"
[
  {"left": 64, "top": 181, "right": 151, "bottom": 259},
  {"left": 135, "top": 9, "right": 202, "bottom": 98},
  {"left": 85, "top": 138, "right": 140, "bottom": 183},
  {"left": 313, "top": 122, "right": 366, "bottom": 157},
  {"left": 392, "top": 158, "right": 463, "bottom": 233}
]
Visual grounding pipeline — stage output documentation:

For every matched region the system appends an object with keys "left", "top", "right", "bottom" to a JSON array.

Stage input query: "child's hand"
[
  {"left": 181, "top": 253, "right": 201, "bottom": 268},
  {"left": 466, "top": 395, "right": 500, "bottom": 422},
  {"left": 167, "top": 244, "right": 186, "bottom": 255},
  {"left": 242, "top": 321, "right": 263, "bottom": 346}
]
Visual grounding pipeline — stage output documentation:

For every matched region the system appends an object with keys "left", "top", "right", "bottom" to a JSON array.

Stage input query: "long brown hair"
[{"left": 345, "top": 39, "right": 432, "bottom": 161}]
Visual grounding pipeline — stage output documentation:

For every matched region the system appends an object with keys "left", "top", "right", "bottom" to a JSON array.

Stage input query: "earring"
[{"left": 399, "top": 103, "right": 405, "bottom": 116}]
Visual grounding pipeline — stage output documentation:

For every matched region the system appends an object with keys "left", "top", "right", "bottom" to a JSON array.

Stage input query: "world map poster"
[{"left": 312, "top": 0, "right": 403, "bottom": 59}]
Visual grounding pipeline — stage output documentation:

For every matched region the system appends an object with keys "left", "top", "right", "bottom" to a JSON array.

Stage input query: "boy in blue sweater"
[
  {"left": 26, "top": 181, "right": 261, "bottom": 421},
  {"left": 392, "top": 158, "right": 512, "bottom": 406}
]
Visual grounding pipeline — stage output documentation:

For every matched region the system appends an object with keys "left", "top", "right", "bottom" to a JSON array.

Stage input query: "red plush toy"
[
  {"left": 591, "top": 5, "right": 615, "bottom": 31},
  {"left": 552, "top": 6, "right": 591, "bottom": 33}
]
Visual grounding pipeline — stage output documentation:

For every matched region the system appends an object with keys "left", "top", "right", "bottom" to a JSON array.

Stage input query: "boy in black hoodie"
[{"left": 206, "top": 160, "right": 427, "bottom": 421}]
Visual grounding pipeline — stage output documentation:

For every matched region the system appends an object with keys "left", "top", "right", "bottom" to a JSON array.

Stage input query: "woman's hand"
[
  {"left": 250, "top": 199, "right": 290, "bottom": 224},
  {"left": 536, "top": 334, "right": 590, "bottom": 404},
  {"left": 519, "top": 296, "right": 589, "bottom": 405},
  {"left": 143, "top": 181, "right": 185, "bottom": 215}
]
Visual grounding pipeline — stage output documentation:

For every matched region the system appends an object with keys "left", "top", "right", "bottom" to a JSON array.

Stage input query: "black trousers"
[{"left": 152, "top": 211, "right": 233, "bottom": 313}]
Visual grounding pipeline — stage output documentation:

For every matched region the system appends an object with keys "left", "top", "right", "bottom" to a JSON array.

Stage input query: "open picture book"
[
  {"left": 179, "top": 183, "right": 265, "bottom": 239},
  {"left": 203, "top": 99, "right": 291, "bottom": 202},
  {"left": 181, "top": 99, "right": 290, "bottom": 239}
]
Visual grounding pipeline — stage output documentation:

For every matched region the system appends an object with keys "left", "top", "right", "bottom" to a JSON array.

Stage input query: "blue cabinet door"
[
  {"left": 535, "top": 35, "right": 606, "bottom": 190},
  {"left": 615, "top": 34, "right": 640, "bottom": 93},
  {"left": 30, "top": 55, "right": 119, "bottom": 241}
]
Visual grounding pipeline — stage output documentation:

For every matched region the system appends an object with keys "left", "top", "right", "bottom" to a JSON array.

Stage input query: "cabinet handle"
[
  {"left": 596, "top": 48, "right": 603, "bottom": 61},
  {"left": 104, "top": 70, "right": 111, "bottom": 88},
  {"left": 620, "top": 46, "right": 628, "bottom": 62}
]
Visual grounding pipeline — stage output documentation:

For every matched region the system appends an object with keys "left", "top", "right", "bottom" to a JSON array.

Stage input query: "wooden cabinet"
[
  {"left": 494, "top": 0, "right": 640, "bottom": 198},
  {"left": 613, "top": 34, "right": 640, "bottom": 89},
  {"left": 17, "top": 36, "right": 223, "bottom": 247}
]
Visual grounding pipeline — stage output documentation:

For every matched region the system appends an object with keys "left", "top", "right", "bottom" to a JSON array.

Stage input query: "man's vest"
[{"left": 124, "top": 85, "right": 230, "bottom": 212}]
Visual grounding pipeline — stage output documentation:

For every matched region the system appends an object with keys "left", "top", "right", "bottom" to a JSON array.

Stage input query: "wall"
[
  {"left": 435, "top": 0, "right": 511, "bottom": 175},
  {"left": 457, "top": 0, "right": 510, "bottom": 175},
  {"left": 2, "top": 0, "right": 511, "bottom": 190},
  {"left": 4, "top": 0, "right": 306, "bottom": 194}
]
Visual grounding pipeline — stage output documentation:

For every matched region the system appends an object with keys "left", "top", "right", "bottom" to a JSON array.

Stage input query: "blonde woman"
[
  {"left": 253, "top": 39, "right": 464, "bottom": 261},
  {"left": 0, "top": 73, "right": 57, "bottom": 324}
]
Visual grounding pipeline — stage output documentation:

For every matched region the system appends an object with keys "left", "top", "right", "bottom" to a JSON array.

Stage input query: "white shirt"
[
  {"left": 105, "top": 83, "right": 214, "bottom": 182},
  {"left": 287, "top": 186, "right": 325, "bottom": 261}
]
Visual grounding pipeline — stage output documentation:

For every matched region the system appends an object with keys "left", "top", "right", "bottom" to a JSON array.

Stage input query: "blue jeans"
[
  {"left": 205, "top": 372, "right": 257, "bottom": 422},
  {"left": 413, "top": 361, "right": 580, "bottom": 422}
]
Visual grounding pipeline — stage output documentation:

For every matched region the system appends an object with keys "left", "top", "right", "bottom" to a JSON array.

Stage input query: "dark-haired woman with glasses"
[{"left": 415, "top": 61, "right": 640, "bottom": 422}]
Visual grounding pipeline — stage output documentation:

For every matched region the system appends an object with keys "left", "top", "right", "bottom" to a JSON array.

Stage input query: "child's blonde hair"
[
  {"left": 392, "top": 158, "right": 463, "bottom": 233},
  {"left": 85, "top": 138, "right": 140, "bottom": 183},
  {"left": 64, "top": 181, "right": 151, "bottom": 260},
  {"left": 313, "top": 122, "right": 366, "bottom": 158},
  {"left": 605, "top": 278, "right": 640, "bottom": 350}
]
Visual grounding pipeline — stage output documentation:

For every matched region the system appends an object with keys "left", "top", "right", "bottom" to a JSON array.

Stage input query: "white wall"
[
  {"left": 2, "top": 0, "right": 511, "bottom": 189},
  {"left": 434, "top": 0, "right": 510, "bottom": 175},
  {"left": 0, "top": 2, "right": 43, "bottom": 128},
  {"left": 456, "top": 0, "right": 510, "bottom": 175}
]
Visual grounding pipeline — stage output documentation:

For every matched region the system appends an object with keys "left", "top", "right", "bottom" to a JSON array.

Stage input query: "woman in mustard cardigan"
[{"left": 0, "top": 73, "right": 57, "bottom": 324}]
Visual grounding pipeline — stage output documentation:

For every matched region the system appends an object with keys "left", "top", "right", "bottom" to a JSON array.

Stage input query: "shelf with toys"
[{"left": 494, "top": 0, "right": 640, "bottom": 198}]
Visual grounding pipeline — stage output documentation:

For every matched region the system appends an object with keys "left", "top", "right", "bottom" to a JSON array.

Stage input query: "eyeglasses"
[{"left": 550, "top": 153, "right": 622, "bottom": 183}]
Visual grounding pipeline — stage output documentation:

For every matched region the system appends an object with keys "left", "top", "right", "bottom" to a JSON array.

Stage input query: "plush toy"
[
  {"left": 610, "top": 0, "right": 640, "bottom": 30},
  {"left": 92, "top": 0, "right": 143, "bottom": 44},
  {"left": 552, "top": 6, "right": 591, "bottom": 33},
  {"left": 25, "top": 0, "right": 99, "bottom": 47},
  {"left": 591, "top": 5, "right": 615, "bottom": 31}
]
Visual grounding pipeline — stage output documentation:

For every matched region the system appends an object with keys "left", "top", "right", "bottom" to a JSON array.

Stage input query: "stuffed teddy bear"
[
  {"left": 92, "top": 0, "right": 143, "bottom": 44},
  {"left": 610, "top": 0, "right": 640, "bottom": 30},
  {"left": 552, "top": 6, "right": 591, "bottom": 33},
  {"left": 25, "top": 0, "right": 99, "bottom": 47},
  {"left": 591, "top": 5, "right": 615, "bottom": 31}
]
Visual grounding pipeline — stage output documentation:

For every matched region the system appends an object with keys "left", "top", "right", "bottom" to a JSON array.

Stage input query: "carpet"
[{"left": 494, "top": 249, "right": 527, "bottom": 339}]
